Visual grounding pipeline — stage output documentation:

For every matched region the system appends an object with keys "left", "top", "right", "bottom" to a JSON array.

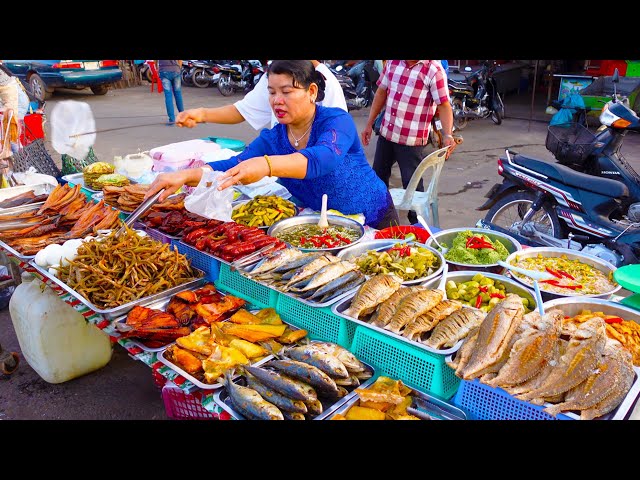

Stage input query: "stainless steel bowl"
[
  {"left": 503, "top": 247, "right": 621, "bottom": 301},
  {"left": 337, "top": 239, "right": 445, "bottom": 285},
  {"left": 267, "top": 214, "right": 365, "bottom": 254},
  {"left": 231, "top": 197, "right": 298, "bottom": 230},
  {"left": 424, "top": 227, "right": 522, "bottom": 274},
  {"left": 420, "top": 270, "right": 537, "bottom": 312},
  {"left": 542, "top": 296, "right": 640, "bottom": 321}
]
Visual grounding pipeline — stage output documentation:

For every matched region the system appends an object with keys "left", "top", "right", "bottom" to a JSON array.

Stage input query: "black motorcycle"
[
  {"left": 333, "top": 60, "right": 379, "bottom": 111},
  {"left": 449, "top": 61, "right": 504, "bottom": 130},
  {"left": 217, "top": 60, "right": 263, "bottom": 96},
  {"left": 478, "top": 69, "right": 640, "bottom": 266}
]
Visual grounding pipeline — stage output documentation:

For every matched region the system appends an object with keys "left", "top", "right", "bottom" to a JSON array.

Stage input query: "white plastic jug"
[
  {"left": 114, "top": 151, "right": 154, "bottom": 181},
  {"left": 9, "top": 272, "right": 113, "bottom": 384}
]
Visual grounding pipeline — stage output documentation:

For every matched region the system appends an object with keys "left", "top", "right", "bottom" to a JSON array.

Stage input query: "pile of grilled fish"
[
  {"left": 220, "top": 341, "right": 373, "bottom": 420},
  {"left": 448, "top": 294, "right": 636, "bottom": 420},
  {"left": 342, "top": 274, "right": 486, "bottom": 350},
  {"left": 244, "top": 247, "right": 366, "bottom": 304}
]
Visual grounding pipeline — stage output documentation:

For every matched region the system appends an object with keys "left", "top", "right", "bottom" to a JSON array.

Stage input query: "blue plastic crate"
[
  {"left": 141, "top": 226, "right": 179, "bottom": 247},
  {"left": 216, "top": 262, "right": 278, "bottom": 310},
  {"left": 275, "top": 294, "right": 357, "bottom": 348},
  {"left": 175, "top": 241, "right": 220, "bottom": 282},
  {"left": 452, "top": 379, "right": 573, "bottom": 420},
  {"left": 349, "top": 325, "right": 460, "bottom": 399}
]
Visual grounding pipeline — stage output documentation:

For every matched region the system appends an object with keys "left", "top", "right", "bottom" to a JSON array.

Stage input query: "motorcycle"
[
  {"left": 478, "top": 68, "right": 640, "bottom": 267},
  {"left": 190, "top": 60, "right": 229, "bottom": 88},
  {"left": 333, "top": 60, "right": 379, "bottom": 111},
  {"left": 181, "top": 60, "right": 199, "bottom": 86},
  {"left": 217, "top": 60, "right": 263, "bottom": 96},
  {"left": 448, "top": 61, "right": 505, "bottom": 130}
]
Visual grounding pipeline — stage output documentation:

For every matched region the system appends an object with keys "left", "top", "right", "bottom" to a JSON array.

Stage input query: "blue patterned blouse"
[{"left": 207, "top": 105, "right": 392, "bottom": 227}]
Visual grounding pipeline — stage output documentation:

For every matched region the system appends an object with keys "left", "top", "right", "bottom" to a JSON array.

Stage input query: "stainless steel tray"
[
  {"left": 420, "top": 270, "right": 538, "bottom": 312},
  {"left": 446, "top": 297, "right": 640, "bottom": 420},
  {"left": 28, "top": 261, "right": 206, "bottom": 320},
  {"left": 337, "top": 239, "right": 445, "bottom": 286},
  {"left": 0, "top": 202, "right": 45, "bottom": 217},
  {"left": 331, "top": 291, "right": 467, "bottom": 356},
  {"left": 0, "top": 238, "right": 36, "bottom": 261},
  {"left": 326, "top": 381, "right": 468, "bottom": 420},
  {"left": 112, "top": 298, "right": 173, "bottom": 352},
  {"left": 213, "top": 355, "right": 376, "bottom": 420},
  {"left": 0, "top": 183, "right": 55, "bottom": 210},
  {"left": 61, "top": 172, "right": 101, "bottom": 193},
  {"left": 504, "top": 247, "right": 621, "bottom": 301}
]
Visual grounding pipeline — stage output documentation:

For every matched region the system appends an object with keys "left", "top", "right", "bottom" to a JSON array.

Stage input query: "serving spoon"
[
  {"left": 317, "top": 194, "right": 329, "bottom": 229},
  {"left": 417, "top": 215, "right": 448, "bottom": 255},
  {"left": 497, "top": 260, "right": 555, "bottom": 281}
]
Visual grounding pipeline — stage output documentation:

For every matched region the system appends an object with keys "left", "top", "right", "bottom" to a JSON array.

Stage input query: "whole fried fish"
[
  {"left": 222, "top": 370, "right": 284, "bottom": 420},
  {"left": 403, "top": 299, "right": 463, "bottom": 341},
  {"left": 370, "top": 286, "right": 427, "bottom": 327},
  {"left": 485, "top": 309, "right": 563, "bottom": 389},
  {"left": 309, "top": 341, "right": 367, "bottom": 373},
  {"left": 267, "top": 359, "right": 340, "bottom": 396},
  {"left": 425, "top": 307, "right": 486, "bottom": 350},
  {"left": 289, "top": 261, "right": 357, "bottom": 293},
  {"left": 544, "top": 340, "right": 635, "bottom": 419},
  {"left": 249, "top": 248, "right": 306, "bottom": 276},
  {"left": 246, "top": 374, "right": 308, "bottom": 414},
  {"left": 457, "top": 294, "right": 525, "bottom": 380},
  {"left": 280, "top": 254, "right": 339, "bottom": 290},
  {"left": 242, "top": 365, "right": 318, "bottom": 402},
  {"left": 343, "top": 274, "right": 404, "bottom": 319},
  {"left": 285, "top": 344, "right": 350, "bottom": 379},
  {"left": 385, "top": 289, "right": 444, "bottom": 334},
  {"left": 517, "top": 316, "right": 608, "bottom": 402}
]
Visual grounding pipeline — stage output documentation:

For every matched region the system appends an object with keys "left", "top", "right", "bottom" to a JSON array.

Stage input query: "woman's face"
[{"left": 268, "top": 72, "right": 317, "bottom": 124}]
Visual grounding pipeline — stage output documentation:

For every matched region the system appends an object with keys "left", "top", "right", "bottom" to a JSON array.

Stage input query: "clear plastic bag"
[{"left": 184, "top": 169, "right": 233, "bottom": 221}]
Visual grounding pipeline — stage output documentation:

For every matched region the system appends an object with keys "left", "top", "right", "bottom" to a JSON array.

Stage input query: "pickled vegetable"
[
  {"left": 445, "top": 273, "right": 531, "bottom": 313},
  {"left": 354, "top": 243, "right": 440, "bottom": 281},
  {"left": 231, "top": 195, "right": 297, "bottom": 227}
]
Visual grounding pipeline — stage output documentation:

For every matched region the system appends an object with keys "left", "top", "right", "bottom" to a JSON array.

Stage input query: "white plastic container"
[
  {"left": 9, "top": 272, "right": 113, "bottom": 384},
  {"left": 149, "top": 139, "right": 222, "bottom": 172}
]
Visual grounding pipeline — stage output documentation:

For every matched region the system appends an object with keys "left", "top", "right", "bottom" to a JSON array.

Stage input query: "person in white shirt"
[{"left": 175, "top": 60, "right": 347, "bottom": 130}]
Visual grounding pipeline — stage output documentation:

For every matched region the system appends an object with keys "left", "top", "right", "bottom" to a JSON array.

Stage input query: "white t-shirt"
[{"left": 234, "top": 62, "right": 348, "bottom": 130}]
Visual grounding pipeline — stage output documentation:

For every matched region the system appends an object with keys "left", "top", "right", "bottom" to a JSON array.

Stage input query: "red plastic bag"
[{"left": 20, "top": 113, "right": 45, "bottom": 146}]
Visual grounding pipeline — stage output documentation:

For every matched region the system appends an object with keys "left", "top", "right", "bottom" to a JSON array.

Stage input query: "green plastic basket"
[
  {"left": 349, "top": 325, "right": 461, "bottom": 399},
  {"left": 275, "top": 294, "right": 357, "bottom": 348},
  {"left": 216, "top": 262, "right": 278, "bottom": 310}
]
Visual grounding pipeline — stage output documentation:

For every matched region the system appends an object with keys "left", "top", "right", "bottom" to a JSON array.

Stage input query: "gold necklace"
[{"left": 289, "top": 114, "right": 315, "bottom": 147}]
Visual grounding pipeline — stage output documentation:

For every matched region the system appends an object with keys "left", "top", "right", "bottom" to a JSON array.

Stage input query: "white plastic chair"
[{"left": 388, "top": 146, "right": 450, "bottom": 228}]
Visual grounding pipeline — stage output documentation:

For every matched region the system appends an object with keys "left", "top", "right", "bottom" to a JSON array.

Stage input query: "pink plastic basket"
[{"left": 161, "top": 385, "right": 221, "bottom": 420}]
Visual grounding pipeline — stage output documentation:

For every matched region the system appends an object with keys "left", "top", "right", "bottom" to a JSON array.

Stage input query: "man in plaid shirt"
[{"left": 362, "top": 60, "right": 454, "bottom": 224}]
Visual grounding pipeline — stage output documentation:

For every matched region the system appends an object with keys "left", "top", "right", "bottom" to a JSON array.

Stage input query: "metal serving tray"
[
  {"left": 504, "top": 247, "right": 621, "bottom": 301},
  {"left": 61, "top": 173, "right": 101, "bottom": 193},
  {"left": 28, "top": 261, "right": 206, "bottom": 320},
  {"left": 0, "top": 239, "right": 36, "bottom": 261},
  {"left": 326, "top": 381, "right": 468, "bottom": 420},
  {"left": 337, "top": 239, "right": 445, "bottom": 286},
  {"left": 213, "top": 355, "right": 376, "bottom": 420},
  {"left": 331, "top": 290, "right": 467, "bottom": 356}
]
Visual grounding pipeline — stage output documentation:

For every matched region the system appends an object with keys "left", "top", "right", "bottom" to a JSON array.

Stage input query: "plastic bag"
[
  {"left": 12, "top": 166, "right": 58, "bottom": 187},
  {"left": 184, "top": 169, "right": 234, "bottom": 221},
  {"left": 50, "top": 100, "right": 96, "bottom": 161}
]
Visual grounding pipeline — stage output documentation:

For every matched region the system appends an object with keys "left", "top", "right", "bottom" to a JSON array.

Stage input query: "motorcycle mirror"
[
  {"left": 464, "top": 66, "right": 472, "bottom": 72},
  {"left": 613, "top": 68, "right": 620, "bottom": 83}
]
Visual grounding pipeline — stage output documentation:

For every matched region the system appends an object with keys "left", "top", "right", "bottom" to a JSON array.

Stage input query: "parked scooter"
[
  {"left": 190, "top": 60, "right": 227, "bottom": 88},
  {"left": 334, "top": 60, "right": 379, "bottom": 111},
  {"left": 216, "top": 60, "right": 263, "bottom": 96},
  {"left": 478, "top": 69, "right": 640, "bottom": 266},
  {"left": 449, "top": 61, "right": 504, "bottom": 130}
]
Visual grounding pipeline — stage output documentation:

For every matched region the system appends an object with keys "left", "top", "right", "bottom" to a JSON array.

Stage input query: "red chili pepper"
[
  {"left": 558, "top": 284, "right": 583, "bottom": 290},
  {"left": 605, "top": 317, "right": 624, "bottom": 324},
  {"left": 466, "top": 236, "right": 495, "bottom": 250},
  {"left": 489, "top": 293, "right": 506, "bottom": 299},
  {"left": 479, "top": 286, "right": 488, "bottom": 293},
  {"left": 545, "top": 267, "right": 563, "bottom": 279},
  {"left": 475, "top": 294, "right": 483, "bottom": 309},
  {"left": 540, "top": 279, "right": 561, "bottom": 285},
  {"left": 558, "top": 270, "right": 576, "bottom": 280}
]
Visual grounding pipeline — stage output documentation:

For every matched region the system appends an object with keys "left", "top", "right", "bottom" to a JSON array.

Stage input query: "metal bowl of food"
[
  {"left": 503, "top": 247, "right": 621, "bottom": 301},
  {"left": 337, "top": 239, "right": 444, "bottom": 285},
  {"left": 420, "top": 270, "right": 537, "bottom": 313},
  {"left": 267, "top": 214, "right": 365, "bottom": 254},
  {"left": 425, "top": 227, "right": 522, "bottom": 274},
  {"left": 231, "top": 196, "right": 298, "bottom": 229}
]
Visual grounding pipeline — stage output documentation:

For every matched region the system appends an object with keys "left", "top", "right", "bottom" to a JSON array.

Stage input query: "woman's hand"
[
  {"left": 144, "top": 168, "right": 203, "bottom": 201},
  {"left": 175, "top": 108, "right": 204, "bottom": 128},
  {"left": 217, "top": 156, "right": 270, "bottom": 191}
]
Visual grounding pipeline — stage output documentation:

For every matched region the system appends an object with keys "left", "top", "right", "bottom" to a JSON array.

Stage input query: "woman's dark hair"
[{"left": 267, "top": 60, "right": 326, "bottom": 102}]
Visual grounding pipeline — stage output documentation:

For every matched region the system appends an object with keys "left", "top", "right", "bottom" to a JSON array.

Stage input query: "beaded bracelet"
[{"left": 264, "top": 154, "right": 273, "bottom": 177}]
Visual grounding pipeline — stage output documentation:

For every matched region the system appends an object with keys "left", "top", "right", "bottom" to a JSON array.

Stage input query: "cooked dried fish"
[
  {"left": 343, "top": 274, "right": 403, "bottom": 319},
  {"left": 425, "top": 308, "right": 486, "bottom": 349}
]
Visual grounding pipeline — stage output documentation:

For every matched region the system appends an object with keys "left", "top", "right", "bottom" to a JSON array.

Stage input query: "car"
[{"left": 1, "top": 60, "right": 123, "bottom": 102}]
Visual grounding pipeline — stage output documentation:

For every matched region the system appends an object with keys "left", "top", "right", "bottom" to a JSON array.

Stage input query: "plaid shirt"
[{"left": 377, "top": 60, "right": 450, "bottom": 146}]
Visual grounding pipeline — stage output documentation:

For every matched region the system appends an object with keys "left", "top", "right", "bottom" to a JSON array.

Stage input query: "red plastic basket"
[
  {"left": 375, "top": 225, "right": 431, "bottom": 243},
  {"left": 161, "top": 385, "right": 220, "bottom": 420}
]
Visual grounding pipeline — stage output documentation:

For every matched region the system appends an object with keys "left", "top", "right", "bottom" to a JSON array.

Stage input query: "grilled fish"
[
  {"left": 222, "top": 370, "right": 284, "bottom": 420},
  {"left": 246, "top": 374, "right": 308, "bottom": 414},
  {"left": 242, "top": 365, "right": 318, "bottom": 402},
  {"left": 370, "top": 286, "right": 427, "bottom": 327},
  {"left": 403, "top": 299, "right": 463, "bottom": 341},
  {"left": 343, "top": 274, "right": 404, "bottom": 319},
  {"left": 385, "top": 289, "right": 444, "bottom": 334},
  {"left": 285, "top": 344, "right": 350, "bottom": 379},
  {"left": 280, "top": 254, "right": 339, "bottom": 286},
  {"left": 249, "top": 248, "right": 306, "bottom": 276},
  {"left": 317, "top": 272, "right": 366, "bottom": 303},
  {"left": 517, "top": 317, "right": 608, "bottom": 402},
  {"left": 424, "top": 308, "right": 486, "bottom": 350},
  {"left": 267, "top": 359, "right": 340, "bottom": 396},
  {"left": 308, "top": 270, "right": 364, "bottom": 300},
  {"left": 485, "top": 309, "right": 563, "bottom": 389},
  {"left": 309, "top": 341, "right": 367, "bottom": 373},
  {"left": 290, "top": 261, "right": 358, "bottom": 292},
  {"left": 457, "top": 294, "right": 525, "bottom": 380}
]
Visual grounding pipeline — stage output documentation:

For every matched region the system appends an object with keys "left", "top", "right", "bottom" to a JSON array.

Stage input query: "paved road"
[{"left": 1, "top": 83, "right": 639, "bottom": 420}]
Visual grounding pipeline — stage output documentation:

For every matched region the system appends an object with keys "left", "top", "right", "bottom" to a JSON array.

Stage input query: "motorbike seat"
[{"left": 512, "top": 154, "right": 629, "bottom": 198}]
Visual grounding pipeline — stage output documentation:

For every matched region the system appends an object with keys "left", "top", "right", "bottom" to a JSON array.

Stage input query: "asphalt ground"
[{"left": 1, "top": 82, "right": 640, "bottom": 420}]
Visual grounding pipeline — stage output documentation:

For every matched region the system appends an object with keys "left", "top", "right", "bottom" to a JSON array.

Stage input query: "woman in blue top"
[{"left": 146, "top": 60, "right": 399, "bottom": 228}]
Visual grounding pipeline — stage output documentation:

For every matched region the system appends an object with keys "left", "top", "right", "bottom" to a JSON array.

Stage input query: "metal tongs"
[
  {"left": 116, "top": 189, "right": 164, "bottom": 236},
  {"left": 230, "top": 243, "right": 282, "bottom": 272}
]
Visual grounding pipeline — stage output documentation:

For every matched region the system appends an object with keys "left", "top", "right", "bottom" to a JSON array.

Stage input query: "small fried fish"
[{"left": 343, "top": 274, "right": 404, "bottom": 319}]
